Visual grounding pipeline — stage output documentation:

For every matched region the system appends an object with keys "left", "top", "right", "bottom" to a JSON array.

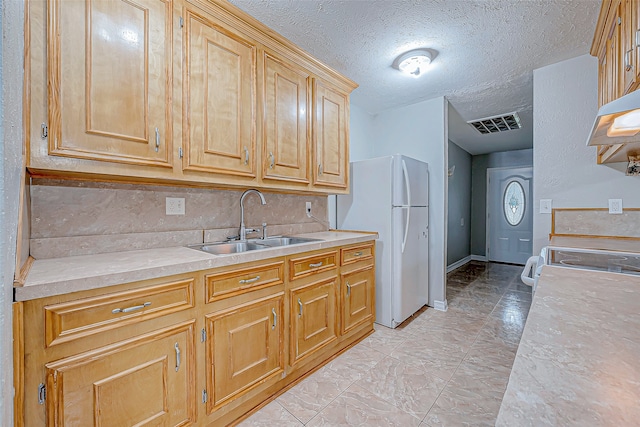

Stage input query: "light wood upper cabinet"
[
  {"left": 313, "top": 80, "right": 350, "bottom": 190},
  {"left": 27, "top": 0, "right": 356, "bottom": 192},
  {"left": 262, "top": 52, "right": 311, "bottom": 185},
  {"left": 183, "top": 6, "right": 257, "bottom": 178},
  {"left": 590, "top": 0, "right": 640, "bottom": 164},
  {"left": 48, "top": 0, "right": 173, "bottom": 167},
  {"left": 45, "top": 321, "right": 196, "bottom": 426},
  {"left": 621, "top": 0, "right": 636, "bottom": 92}
]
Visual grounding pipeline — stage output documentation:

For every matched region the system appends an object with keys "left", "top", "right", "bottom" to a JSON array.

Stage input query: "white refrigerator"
[{"left": 336, "top": 155, "right": 429, "bottom": 328}]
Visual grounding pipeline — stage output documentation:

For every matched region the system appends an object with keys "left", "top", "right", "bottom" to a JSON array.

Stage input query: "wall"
[
  {"left": 470, "top": 148, "right": 533, "bottom": 256},
  {"left": 371, "top": 97, "right": 448, "bottom": 308},
  {"left": 30, "top": 180, "right": 328, "bottom": 259},
  {"left": 447, "top": 141, "right": 472, "bottom": 266},
  {"left": 348, "top": 104, "right": 376, "bottom": 162},
  {"left": 0, "top": 0, "right": 24, "bottom": 422},
  {"left": 533, "top": 54, "right": 640, "bottom": 254}
]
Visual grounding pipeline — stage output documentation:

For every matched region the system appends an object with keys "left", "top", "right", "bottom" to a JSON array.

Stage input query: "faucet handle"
[{"left": 262, "top": 223, "right": 268, "bottom": 239}]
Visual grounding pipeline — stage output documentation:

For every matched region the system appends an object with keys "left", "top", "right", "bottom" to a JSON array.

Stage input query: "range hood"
[{"left": 586, "top": 89, "right": 640, "bottom": 146}]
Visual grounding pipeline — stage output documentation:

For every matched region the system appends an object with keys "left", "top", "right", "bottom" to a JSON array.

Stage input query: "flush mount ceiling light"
[{"left": 394, "top": 49, "right": 432, "bottom": 77}]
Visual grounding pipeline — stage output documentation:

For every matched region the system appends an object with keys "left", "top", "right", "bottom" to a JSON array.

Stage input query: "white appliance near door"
[{"left": 336, "top": 155, "right": 429, "bottom": 328}]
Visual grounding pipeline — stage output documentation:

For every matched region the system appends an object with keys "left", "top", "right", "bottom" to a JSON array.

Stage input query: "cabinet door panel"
[
  {"left": 45, "top": 321, "right": 195, "bottom": 426},
  {"left": 342, "top": 265, "right": 375, "bottom": 334},
  {"left": 313, "top": 80, "right": 348, "bottom": 189},
  {"left": 50, "top": 0, "right": 172, "bottom": 166},
  {"left": 263, "top": 53, "right": 310, "bottom": 184},
  {"left": 184, "top": 9, "right": 256, "bottom": 177},
  {"left": 206, "top": 294, "right": 284, "bottom": 411},
  {"left": 290, "top": 278, "right": 338, "bottom": 365}
]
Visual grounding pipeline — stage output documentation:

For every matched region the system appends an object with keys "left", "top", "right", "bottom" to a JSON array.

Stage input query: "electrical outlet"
[
  {"left": 609, "top": 199, "right": 623, "bottom": 214},
  {"left": 539, "top": 199, "right": 552, "bottom": 214},
  {"left": 166, "top": 197, "right": 185, "bottom": 215},
  {"left": 305, "top": 202, "right": 312, "bottom": 216}
]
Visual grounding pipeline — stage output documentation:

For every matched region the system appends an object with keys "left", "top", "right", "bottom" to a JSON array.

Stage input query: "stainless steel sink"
[
  {"left": 248, "top": 236, "right": 322, "bottom": 247},
  {"left": 190, "top": 241, "right": 268, "bottom": 255},
  {"left": 189, "top": 236, "right": 322, "bottom": 255}
]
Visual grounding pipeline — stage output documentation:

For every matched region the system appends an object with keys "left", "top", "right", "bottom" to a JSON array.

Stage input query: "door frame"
[{"left": 485, "top": 166, "right": 533, "bottom": 263}]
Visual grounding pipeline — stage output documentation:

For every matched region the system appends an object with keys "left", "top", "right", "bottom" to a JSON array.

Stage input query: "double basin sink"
[{"left": 189, "top": 236, "right": 322, "bottom": 255}]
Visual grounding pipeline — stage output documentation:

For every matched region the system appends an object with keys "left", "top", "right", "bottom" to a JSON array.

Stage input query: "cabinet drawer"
[
  {"left": 44, "top": 278, "right": 195, "bottom": 347},
  {"left": 341, "top": 243, "right": 374, "bottom": 265},
  {"left": 289, "top": 251, "right": 337, "bottom": 280},
  {"left": 205, "top": 261, "right": 285, "bottom": 303}
]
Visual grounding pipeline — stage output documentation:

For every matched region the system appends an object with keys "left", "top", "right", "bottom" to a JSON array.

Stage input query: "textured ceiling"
[{"left": 228, "top": 0, "right": 601, "bottom": 154}]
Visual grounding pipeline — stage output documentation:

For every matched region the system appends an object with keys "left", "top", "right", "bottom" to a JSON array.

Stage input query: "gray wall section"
[
  {"left": 1, "top": 0, "right": 25, "bottom": 422},
  {"left": 447, "top": 141, "right": 472, "bottom": 266},
  {"left": 470, "top": 148, "right": 533, "bottom": 257}
]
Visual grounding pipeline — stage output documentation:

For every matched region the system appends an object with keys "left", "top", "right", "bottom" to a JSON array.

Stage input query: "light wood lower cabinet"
[
  {"left": 290, "top": 277, "right": 338, "bottom": 365},
  {"left": 341, "top": 264, "right": 375, "bottom": 334},
  {"left": 17, "top": 241, "right": 376, "bottom": 426},
  {"left": 205, "top": 293, "right": 284, "bottom": 412},
  {"left": 45, "top": 321, "right": 196, "bottom": 426}
]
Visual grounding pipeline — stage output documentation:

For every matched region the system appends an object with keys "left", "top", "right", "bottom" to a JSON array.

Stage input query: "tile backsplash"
[
  {"left": 31, "top": 179, "right": 328, "bottom": 258},
  {"left": 552, "top": 208, "right": 640, "bottom": 238}
]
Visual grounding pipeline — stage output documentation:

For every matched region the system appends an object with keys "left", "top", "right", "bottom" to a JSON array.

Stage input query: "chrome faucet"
[{"left": 239, "top": 189, "right": 266, "bottom": 241}]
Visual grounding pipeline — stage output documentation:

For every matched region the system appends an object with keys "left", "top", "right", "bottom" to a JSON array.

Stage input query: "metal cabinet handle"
[
  {"left": 239, "top": 275, "right": 260, "bottom": 284},
  {"left": 244, "top": 146, "right": 249, "bottom": 164},
  {"left": 318, "top": 163, "right": 323, "bottom": 175},
  {"left": 354, "top": 251, "right": 363, "bottom": 256},
  {"left": 298, "top": 298, "right": 303, "bottom": 316},
  {"left": 636, "top": 29, "right": 640, "bottom": 47},
  {"left": 175, "top": 343, "right": 181, "bottom": 372},
  {"left": 272, "top": 308, "right": 277, "bottom": 329},
  {"left": 155, "top": 128, "right": 160, "bottom": 152},
  {"left": 269, "top": 152, "right": 275, "bottom": 169},
  {"left": 346, "top": 281, "right": 351, "bottom": 296},
  {"left": 112, "top": 302, "right": 151, "bottom": 314},
  {"left": 309, "top": 261, "right": 323, "bottom": 268},
  {"left": 625, "top": 49, "right": 633, "bottom": 71}
]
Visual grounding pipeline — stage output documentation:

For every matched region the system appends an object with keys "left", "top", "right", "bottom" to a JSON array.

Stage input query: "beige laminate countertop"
[
  {"left": 15, "top": 230, "right": 377, "bottom": 302},
  {"left": 550, "top": 235, "right": 640, "bottom": 253},
  {"left": 496, "top": 265, "right": 640, "bottom": 426}
]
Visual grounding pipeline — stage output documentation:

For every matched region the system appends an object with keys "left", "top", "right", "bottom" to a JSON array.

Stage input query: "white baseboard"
[
  {"left": 446, "top": 256, "right": 472, "bottom": 273},
  {"left": 470, "top": 255, "right": 487, "bottom": 262},
  {"left": 433, "top": 299, "right": 448, "bottom": 311}
]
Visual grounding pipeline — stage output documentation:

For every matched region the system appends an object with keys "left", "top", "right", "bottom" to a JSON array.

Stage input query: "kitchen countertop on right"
[{"left": 496, "top": 265, "right": 640, "bottom": 426}]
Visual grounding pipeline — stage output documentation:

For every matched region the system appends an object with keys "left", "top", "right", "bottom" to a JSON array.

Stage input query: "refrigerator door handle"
[
  {"left": 402, "top": 159, "right": 411, "bottom": 207},
  {"left": 402, "top": 207, "right": 410, "bottom": 254}
]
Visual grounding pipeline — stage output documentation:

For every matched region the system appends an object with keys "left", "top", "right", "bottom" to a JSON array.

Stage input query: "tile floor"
[{"left": 239, "top": 261, "right": 532, "bottom": 426}]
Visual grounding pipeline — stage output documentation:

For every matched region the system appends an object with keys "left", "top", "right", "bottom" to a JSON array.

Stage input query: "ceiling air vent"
[{"left": 468, "top": 112, "right": 521, "bottom": 134}]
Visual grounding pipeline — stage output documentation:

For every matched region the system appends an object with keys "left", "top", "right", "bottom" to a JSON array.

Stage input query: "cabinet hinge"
[
  {"left": 618, "top": 16, "right": 622, "bottom": 25},
  {"left": 179, "top": 147, "right": 184, "bottom": 159},
  {"left": 202, "top": 389, "right": 208, "bottom": 403},
  {"left": 41, "top": 123, "right": 48, "bottom": 139},
  {"left": 200, "top": 328, "right": 206, "bottom": 342},
  {"left": 180, "top": 16, "right": 184, "bottom": 28},
  {"left": 38, "top": 383, "right": 46, "bottom": 404}
]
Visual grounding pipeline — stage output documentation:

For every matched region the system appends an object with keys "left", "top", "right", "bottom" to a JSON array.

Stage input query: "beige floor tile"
[
  {"left": 355, "top": 356, "right": 447, "bottom": 420},
  {"left": 276, "top": 366, "right": 355, "bottom": 423},
  {"left": 306, "top": 384, "right": 422, "bottom": 427},
  {"left": 237, "top": 401, "right": 304, "bottom": 426},
  {"left": 361, "top": 325, "right": 411, "bottom": 355},
  {"left": 324, "top": 341, "right": 386, "bottom": 382}
]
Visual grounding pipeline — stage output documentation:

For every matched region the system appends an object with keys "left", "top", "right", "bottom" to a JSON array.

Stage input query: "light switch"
[{"left": 539, "top": 199, "right": 552, "bottom": 214}]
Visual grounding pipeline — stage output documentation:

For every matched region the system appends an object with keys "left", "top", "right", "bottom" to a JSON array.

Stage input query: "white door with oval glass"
[{"left": 487, "top": 167, "right": 533, "bottom": 265}]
